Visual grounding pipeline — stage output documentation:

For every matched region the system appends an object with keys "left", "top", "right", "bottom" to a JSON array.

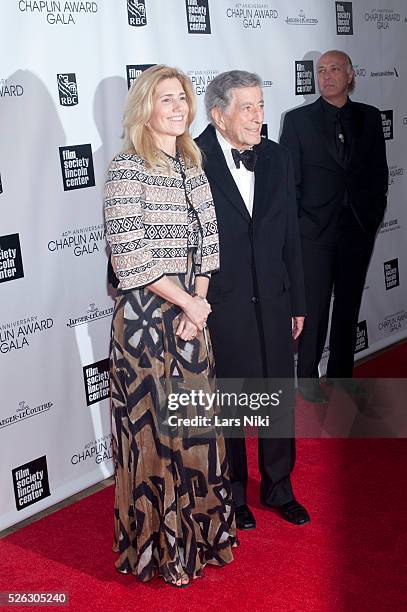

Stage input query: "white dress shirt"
[{"left": 216, "top": 130, "right": 255, "bottom": 216}]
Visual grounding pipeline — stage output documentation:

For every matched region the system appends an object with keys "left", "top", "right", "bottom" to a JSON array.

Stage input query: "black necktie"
[
  {"left": 335, "top": 110, "right": 347, "bottom": 163},
  {"left": 231, "top": 148, "right": 257, "bottom": 171}
]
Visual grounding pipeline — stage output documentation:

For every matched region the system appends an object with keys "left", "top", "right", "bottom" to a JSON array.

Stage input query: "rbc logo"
[
  {"left": 57, "top": 74, "right": 78, "bottom": 106},
  {"left": 127, "top": 0, "right": 147, "bottom": 27}
]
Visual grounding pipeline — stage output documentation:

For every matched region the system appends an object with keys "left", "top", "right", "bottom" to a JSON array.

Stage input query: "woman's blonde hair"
[{"left": 122, "top": 64, "right": 202, "bottom": 170}]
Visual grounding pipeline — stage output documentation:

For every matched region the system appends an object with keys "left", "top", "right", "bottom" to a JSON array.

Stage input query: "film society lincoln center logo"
[
  {"left": 59, "top": 144, "right": 95, "bottom": 191},
  {"left": 0, "top": 233, "right": 24, "bottom": 285},
  {"left": 355, "top": 320, "right": 368, "bottom": 354},
  {"left": 186, "top": 0, "right": 211, "bottom": 34},
  {"left": 381, "top": 110, "right": 393, "bottom": 140},
  {"left": 83, "top": 358, "right": 110, "bottom": 406},
  {"left": 384, "top": 258, "right": 400, "bottom": 291},
  {"left": 127, "top": 0, "right": 147, "bottom": 26},
  {"left": 12, "top": 455, "right": 50, "bottom": 511},
  {"left": 336, "top": 2, "right": 353, "bottom": 35},
  {"left": 295, "top": 60, "right": 315, "bottom": 95},
  {"left": 57, "top": 73, "right": 78, "bottom": 106},
  {"left": 126, "top": 64, "right": 156, "bottom": 89}
]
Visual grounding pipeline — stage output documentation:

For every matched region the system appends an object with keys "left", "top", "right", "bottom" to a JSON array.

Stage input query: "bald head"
[{"left": 317, "top": 50, "right": 355, "bottom": 107}]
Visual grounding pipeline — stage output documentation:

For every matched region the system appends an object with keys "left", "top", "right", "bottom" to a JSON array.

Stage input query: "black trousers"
[
  {"left": 224, "top": 434, "right": 295, "bottom": 508},
  {"left": 209, "top": 306, "right": 295, "bottom": 509},
  {"left": 297, "top": 209, "right": 375, "bottom": 380}
]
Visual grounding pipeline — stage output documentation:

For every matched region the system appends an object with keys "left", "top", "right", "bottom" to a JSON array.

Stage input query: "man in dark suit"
[
  {"left": 196, "top": 70, "right": 309, "bottom": 528},
  {"left": 280, "top": 50, "right": 388, "bottom": 403}
]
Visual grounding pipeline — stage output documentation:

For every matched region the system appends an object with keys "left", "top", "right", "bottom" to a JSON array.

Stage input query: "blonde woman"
[{"left": 104, "top": 65, "right": 236, "bottom": 587}]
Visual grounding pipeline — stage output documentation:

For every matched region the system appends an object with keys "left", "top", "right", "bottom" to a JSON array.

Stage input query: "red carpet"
[
  {"left": 1, "top": 344, "right": 406, "bottom": 611},
  {"left": 355, "top": 340, "right": 407, "bottom": 377}
]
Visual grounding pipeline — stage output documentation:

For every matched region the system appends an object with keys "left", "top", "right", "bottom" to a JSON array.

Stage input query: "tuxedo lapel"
[{"left": 197, "top": 125, "right": 251, "bottom": 223}]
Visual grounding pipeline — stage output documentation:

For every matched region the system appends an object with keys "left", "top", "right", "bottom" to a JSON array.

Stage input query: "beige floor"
[{"left": 2, "top": 339, "right": 405, "bottom": 540}]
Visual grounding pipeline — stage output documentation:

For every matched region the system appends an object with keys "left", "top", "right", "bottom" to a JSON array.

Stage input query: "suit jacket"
[
  {"left": 196, "top": 125, "right": 306, "bottom": 378},
  {"left": 280, "top": 97, "right": 388, "bottom": 242}
]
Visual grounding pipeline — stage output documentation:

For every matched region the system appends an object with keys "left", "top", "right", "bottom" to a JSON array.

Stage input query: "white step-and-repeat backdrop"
[{"left": 1, "top": 0, "right": 406, "bottom": 530}]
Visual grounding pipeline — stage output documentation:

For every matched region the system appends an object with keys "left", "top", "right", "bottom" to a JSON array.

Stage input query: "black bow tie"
[{"left": 231, "top": 148, "right": 257, "bottom": 171}]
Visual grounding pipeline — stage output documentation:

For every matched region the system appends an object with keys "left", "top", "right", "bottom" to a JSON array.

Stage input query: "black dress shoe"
[
  {"left": 276, "top": 500, "right": 310, "bottom": 525},
  {"left": 235, "top": 504, "right": 256, "bottom": 530},
  {"left": 298, "top": 381, "right": 328, "bottom": 404}
]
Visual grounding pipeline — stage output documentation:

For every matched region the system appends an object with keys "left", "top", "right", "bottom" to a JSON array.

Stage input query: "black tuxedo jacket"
[
  {"left": 195, "top": 125, "right": 305, "bottom": 378},
  {"left": 280, "top": 97, "right": 388, "bottom": 242}
]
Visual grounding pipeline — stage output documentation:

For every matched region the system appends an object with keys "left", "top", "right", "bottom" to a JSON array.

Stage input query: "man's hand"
[
  {"left": 292, "top": 316, "right": 305, "bottom": 340},
  {"left": 176, "top": 312, "right": 199, "bottom": 342}
]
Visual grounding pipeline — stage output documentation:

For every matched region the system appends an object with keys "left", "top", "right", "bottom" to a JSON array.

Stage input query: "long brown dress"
[{"left": 110, "top": 201, "right": 237, "bottom": 582}]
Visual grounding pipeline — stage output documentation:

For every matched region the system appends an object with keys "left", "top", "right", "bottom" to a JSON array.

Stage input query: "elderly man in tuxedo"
[
  {"left": 280, "top": 50, "right": 388, "bottom": 403},
  {"left": 196, "top": 71, "right": 309, "bottom": 529}
]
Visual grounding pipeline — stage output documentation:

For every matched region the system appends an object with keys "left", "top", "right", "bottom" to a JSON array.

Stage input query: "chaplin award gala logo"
[
  {"left": 71, "top": 433, "right": 113, "bottom": 466},
  {"left": 59, "top": 144, "right": 95, "bottom": 191},
  {"left": 0, "top": 314, "right": 54, "bottom": 355},
  {"left": 57, "top": 73, "right": 78, "bottom": 106},
  {"left": 48, "top": 224, "right": 104, "bottom": 257},
  {"left": 380, "top": 217, "right": 400, "bottom": 235},
  {"left": 0, "top": 76, "right": 24, "bottom": 97},
  {"left": 378, "top": 310, "right": 407, "bottom": 335},
  {"left": 365, "top": 7, "right": 400, "bottom": 30},
  {"left": 126, "top": 64, "right": 156, "bottom": 89},
  {"left": 12, "top": 455, "right": 51, "bottom": 511},
  {"left": 335, "top": 2, "right": 353, "bottom": 35},
  {"left": 127, "top": 0, "right": 147, "bottom": 26},
  {"left": 187, "top": 69, "right": 219, "bottom": 95},
  {"left": 389, "top": 164, "right": 404, "bottom": 187},
  {"left": 226, "top": 2, "right": 278, "bottom": 29},
  {"left": 18, "top": 1, "right": 98, "bottom": 25},
  {"left": 295, "top": 60, "right": 315, "bottom": 95}
]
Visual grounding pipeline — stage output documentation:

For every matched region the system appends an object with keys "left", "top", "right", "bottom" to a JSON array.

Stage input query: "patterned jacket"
[{"left": 104, "top": 152, "right": 220, "bottom": 290}]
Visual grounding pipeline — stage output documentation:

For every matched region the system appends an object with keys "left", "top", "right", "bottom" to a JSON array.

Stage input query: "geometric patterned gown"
[{"left": 110, "top": 246, "right": 237, "bottom": 583}]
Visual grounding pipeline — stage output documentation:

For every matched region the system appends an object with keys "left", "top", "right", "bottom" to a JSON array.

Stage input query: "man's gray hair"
[{"left": 205, "top": 70, "right": 262, "bottom": 123}]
